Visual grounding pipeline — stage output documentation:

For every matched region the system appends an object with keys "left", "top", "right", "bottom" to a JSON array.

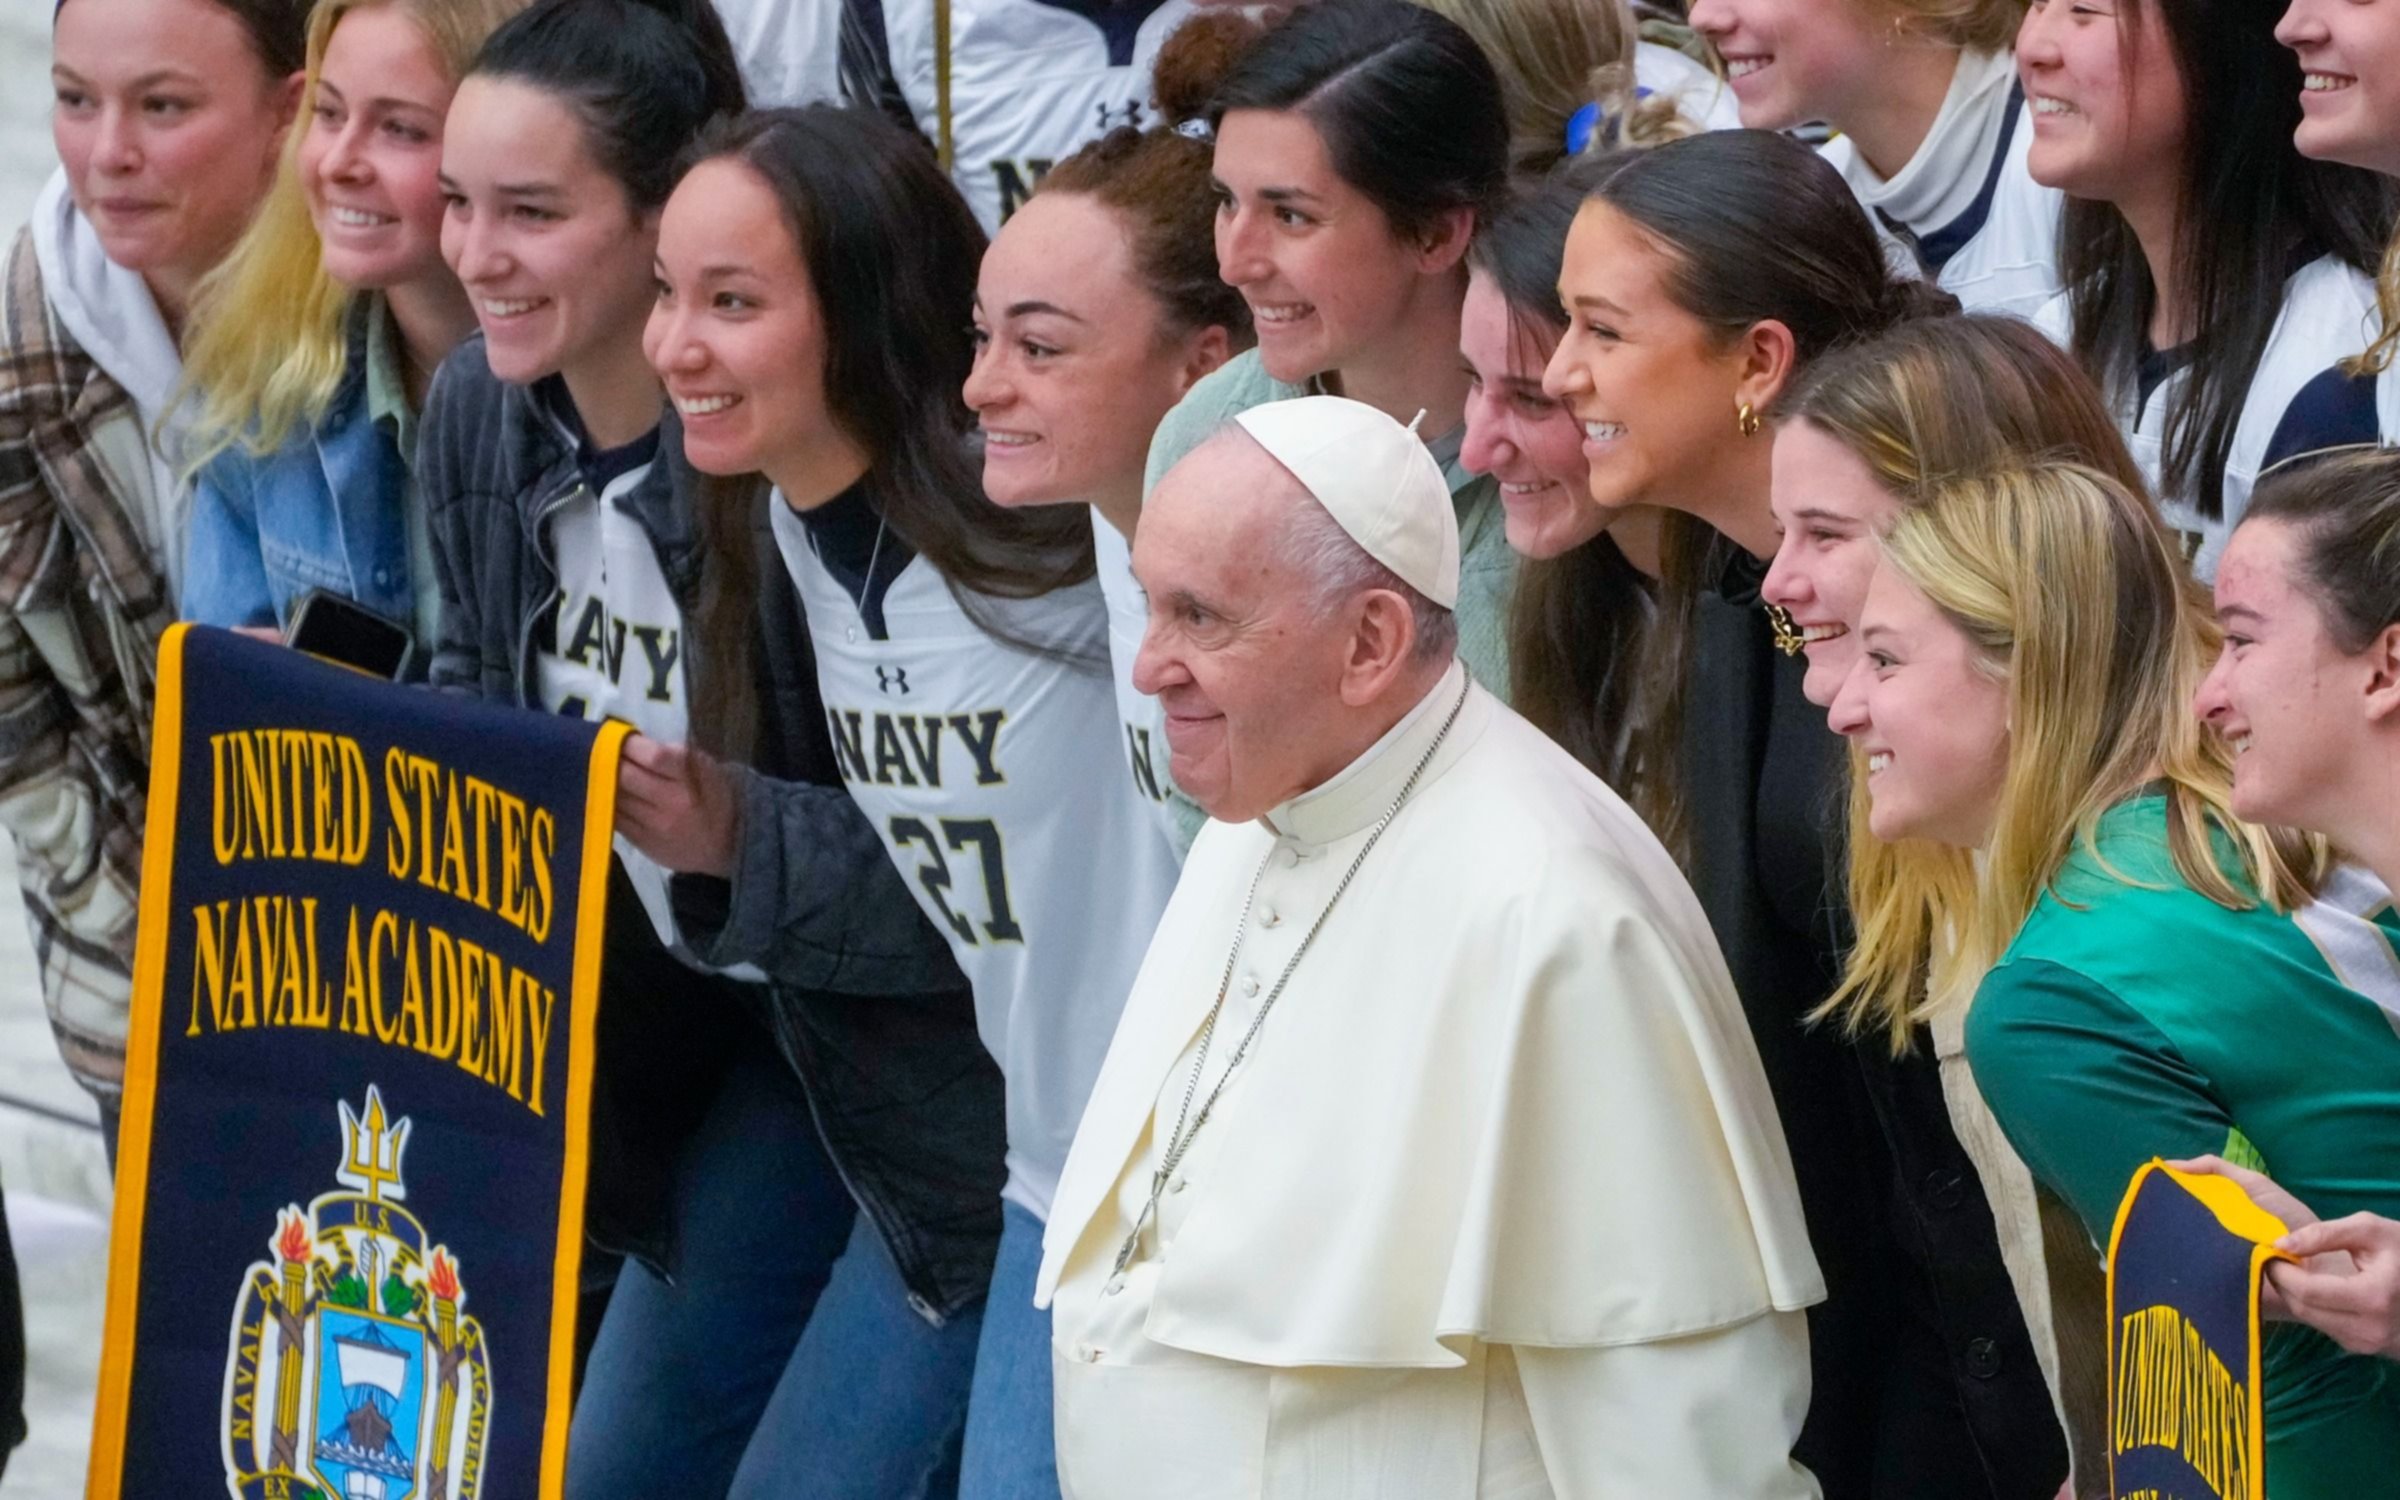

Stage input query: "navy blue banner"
[
  {"left": 91, "top": 625, "right": 625, "bottom": 1500},
  {"left": 2107, "top": 1162, "right": 2292, "bottom": 1500}
]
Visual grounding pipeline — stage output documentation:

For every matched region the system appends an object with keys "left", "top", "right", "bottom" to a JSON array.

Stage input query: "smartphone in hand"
[{"left": 283, "top": 588, "right": 415, "bottom": 681}]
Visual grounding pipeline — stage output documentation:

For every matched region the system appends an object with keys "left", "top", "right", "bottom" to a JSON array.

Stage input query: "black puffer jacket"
[{"left": 418, "top": 336, "right": 999, "bottom": 1319}]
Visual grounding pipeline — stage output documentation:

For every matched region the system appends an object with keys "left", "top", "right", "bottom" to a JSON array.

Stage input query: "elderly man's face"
[{"left": 1131, "top": 434, "right": 1360, "bottom": 823}]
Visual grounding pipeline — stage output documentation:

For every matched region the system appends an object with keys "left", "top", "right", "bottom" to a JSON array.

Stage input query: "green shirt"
[
  {"left": 363, "top": 297, "right": 438, "bottom": 652},
  {"left": 1965, "top": 794, "right": 2400, "bottom": 1497}
]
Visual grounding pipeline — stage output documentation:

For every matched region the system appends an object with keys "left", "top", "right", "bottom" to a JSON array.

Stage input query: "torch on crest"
[{"left": 215, "top": 1089, "right": 492, "bottom": 1500}]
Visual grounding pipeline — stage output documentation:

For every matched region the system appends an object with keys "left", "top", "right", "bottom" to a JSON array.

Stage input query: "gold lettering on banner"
[{"left": 2112, "top": 1303, "right": 2249, "bottom": 1500}]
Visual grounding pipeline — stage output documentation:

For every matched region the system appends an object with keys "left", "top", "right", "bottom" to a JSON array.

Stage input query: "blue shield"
[{"left": 308, "top": 1308, "right": 426, "bottom": 1500}]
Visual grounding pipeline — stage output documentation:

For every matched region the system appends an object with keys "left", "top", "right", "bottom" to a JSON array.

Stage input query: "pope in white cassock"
[{"left": 1035, "top": 396, "right": 1828, "bottom": 1498}]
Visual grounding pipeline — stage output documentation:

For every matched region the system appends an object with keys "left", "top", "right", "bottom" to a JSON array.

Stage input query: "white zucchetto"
[{"left": 1232, "top": 396, "right": 1461, "bottom": 609}]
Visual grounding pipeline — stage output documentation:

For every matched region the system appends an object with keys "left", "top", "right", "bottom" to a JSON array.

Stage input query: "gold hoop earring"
[{"left": 1737, "top": 401, "right": 1761, "bottom": 438}]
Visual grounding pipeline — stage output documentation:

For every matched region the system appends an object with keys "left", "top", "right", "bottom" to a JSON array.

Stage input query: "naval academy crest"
[{"left": 218, "top": 1086, "right": 492, "bottom": 1500}]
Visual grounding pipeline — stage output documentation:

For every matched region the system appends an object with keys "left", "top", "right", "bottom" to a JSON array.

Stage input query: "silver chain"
[{"left": 1109, "top": 674, "right": 1472, "bottom": 1280}]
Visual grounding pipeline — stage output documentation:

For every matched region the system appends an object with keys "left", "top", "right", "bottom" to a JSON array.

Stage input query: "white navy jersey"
[
  {"left": 533, "top": 434, "right": 710, "bottom": 958},
  {"left": 1092, "top": 512, "right": 1182, "bottom": 859},
  {"left": 771, "top": 489, "right": 1182, "bottom": 1217},
  {"left": 2036, "top": 256, "right": 2378, "bottom": 580},
  {"left": 1822, "top": 48, "right": 2062, "bottom": 319},
  {"left": 833, "top": 0, "right": 1196, "bottom": 231}
]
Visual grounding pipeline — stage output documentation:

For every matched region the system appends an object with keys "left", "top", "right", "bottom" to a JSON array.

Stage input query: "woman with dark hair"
[
  {"left": 421, "top": 10, "right": 983, "bottom": 1499},
  {"left": 1545, "top": 128, "right": 2069, "bottom": 1499},
  {"left": 2268, "top": 0, "right": 2400, "bottom": 450},
  {"left": 2021, "top": 0, "right": 2392, "bottom": 578},
  {"left": 966, "top": 18, "right": 1253, "bottom": 848},
  {"left": 3, "top": 0, "right": 302, "bottom": 1127},
  {"left": 644, "top": 104, "right": 1182, "bottom": 1498},
  {"left": 2183, "top": 447, "right": 2400, "bottom": 1383},
  {"left": 1832, "top": 460, "right": 2400, "bottom": 1497},
  {"left": 1459, "top": 161, "right": 1687, "bottom": 852},
  {"left": 1142, "top": 0, "right": 1517, "bottom": 763}
]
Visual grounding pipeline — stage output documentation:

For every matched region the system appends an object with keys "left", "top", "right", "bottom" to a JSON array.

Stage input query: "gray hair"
[{"left": 1276, "top": 493, "right": 1459, "bottom": 665}]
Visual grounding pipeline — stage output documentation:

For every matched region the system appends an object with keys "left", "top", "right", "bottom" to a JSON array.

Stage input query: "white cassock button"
[
  {"left": 1078, "top": 1344, "right": 1103, "bottom": 1363},
  {"left": 1170, "top": 1177, "right": 1188, "bottom": 1195},
  {"left": 1240, "top": 975, "right": 1260, "bottom": 998},
  {"left": 1105, "top": 1274, "right": 1126, "bottom": 1297},
  {"left": 845, "top": 626, "right": 859, "bottom": 643},
  {"left": 1260, "top": 907, "right": 1282, "bottom": 929}
]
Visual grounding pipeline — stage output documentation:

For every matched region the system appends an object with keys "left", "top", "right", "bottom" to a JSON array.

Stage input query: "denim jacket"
[{"left": 184, "top": 301, "right": 416, "bottom": 633}]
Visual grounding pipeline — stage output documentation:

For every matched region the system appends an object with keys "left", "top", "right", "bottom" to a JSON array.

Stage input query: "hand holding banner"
[{"left": 2107, "top": 1160, "right": 2297, "bottom": 1500}]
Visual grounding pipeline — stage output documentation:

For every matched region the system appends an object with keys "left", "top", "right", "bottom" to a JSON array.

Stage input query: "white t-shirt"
[
  {"left": 1092, "top": 512, "right": 1182, "bottom": 859},
  {"left": 772, "top": 491, "right": 1182, "bottom": 1218},
  {"left": 534, "top": 443, "right": 705, "bottom": 955},
  {"left": 1821, "top": 48, "right": 2062, "bottom": 319},
  {"left": 2034, "top": 255, "right": 2378, "bottom": 579}
]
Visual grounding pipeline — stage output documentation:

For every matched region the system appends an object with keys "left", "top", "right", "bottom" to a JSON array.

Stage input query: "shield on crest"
[{"left": 308, "top": 1308, "right": 428, "bottom": 1500}]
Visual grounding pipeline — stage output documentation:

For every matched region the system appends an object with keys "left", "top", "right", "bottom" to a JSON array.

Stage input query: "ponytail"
[{"left": 1581, "top": 130, "right": 1957, "bottom": 375}]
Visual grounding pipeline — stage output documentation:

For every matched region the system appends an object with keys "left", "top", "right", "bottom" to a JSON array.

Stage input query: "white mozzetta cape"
[{"left": 1038, "top": 667, "right": 1825, "bottom": 1495}]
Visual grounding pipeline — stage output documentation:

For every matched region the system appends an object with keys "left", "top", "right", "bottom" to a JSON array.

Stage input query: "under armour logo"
[
  {"left": 876, "top": 665, "right": 912, "bottom": 695},
  {"left": 1094, "top": 99, "right": 1144, "bottom": 131}
]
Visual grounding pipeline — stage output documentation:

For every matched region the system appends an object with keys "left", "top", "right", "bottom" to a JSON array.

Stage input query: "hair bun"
[{"left": 1151, "top": 10, "right": 1269, "bottom": 127}]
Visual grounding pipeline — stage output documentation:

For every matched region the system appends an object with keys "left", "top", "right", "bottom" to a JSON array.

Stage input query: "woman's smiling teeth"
[
  {"left": 1582, "top": 420, "right": 1626, "bottom": 441},
  {"left": 1866, "top": 751, "right": 1892, "bottom": 774},
  {"left": 2232, "top": 732, "right": 2254, "bottom": 755},
  {"left": 2031, "top": 95, "right": 2078, "bottom": 117},
  {"left": 2302, "top": 72, "right": 2356, "bottom": 93},
  {"left": 329, "top": 206, "right": 396, "bottom": 228},
  {"left": 1253, "top": 302, "right": 1313, "bottom": 326},
  {"left": 1500, "top": 479, "right": 1558, "bottom": 496},
  {"left": 479, "top": 296, "right": 544, "bottom": 318},
  {"left": 984, "top": 429, "right": 1040, "bottom": 448},
  {"left": 675, "top": 393, "right": 739, "bottom": 416},
  {"left": 1725, "top": 56, "right": 1770, "bottom": 78},
  {"left": 1800, "top": 623, "right": 1847, "bottom": 645}
]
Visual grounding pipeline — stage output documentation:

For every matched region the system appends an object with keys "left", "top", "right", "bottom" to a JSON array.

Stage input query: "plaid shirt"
[{"left": 0, "top": 225, "right": 176, "bottom": 1097}]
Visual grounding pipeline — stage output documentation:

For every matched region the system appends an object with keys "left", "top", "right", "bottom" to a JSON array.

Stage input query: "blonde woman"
[
  {"left": 1830, "top": 462, "right": 2400, "bottom": 1497},
  {"left": 177, "top": 0, "right": 525, "bottom": 642},
  {"left": 1686, "top": 0, "right": 2060, "bottom": 316},
  {"left": 1763, "top": 314, "right": 2158, "bottom": 1495}
]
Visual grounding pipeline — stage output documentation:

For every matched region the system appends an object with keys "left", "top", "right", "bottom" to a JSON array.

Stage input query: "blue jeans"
[
  {"left": 567, "top": 1050, "right": 982, "bottom": 1499},
  {"left": 958, "top": 1200, "right": 1061, "bottom": 1499}
]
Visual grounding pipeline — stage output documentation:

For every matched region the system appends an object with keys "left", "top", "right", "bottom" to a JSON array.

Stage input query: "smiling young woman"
[
  {"left": 963, "top": 18, "right": 1253, "bottom": 847},
  {"left": 1139, "top": 0, "right": 1520, "bottom": 709},
  {"left": 176, "top": 0, "right": 526, "bottom": 641},
  {"left": 1542, "top": 129, "right": 2081, "bottom": 1500},
  {"left": 2272, "top": 0, "right": 2400, "bottom": 452},
  {"left": 4, "top": 0, "right": 304, "bottom": 1120},
  {"left": 2021, "top": 0, "right": 2393, "bottom": 578},
  {"left": 647, "top": 103, "right": 1182, "bottom": 1499},
  {"left": 1687, "top": 0, "right": 2061, "bottom": 317},
  {"left": 1831, "top": 460, "right": 2400, "bottom": 1497}
]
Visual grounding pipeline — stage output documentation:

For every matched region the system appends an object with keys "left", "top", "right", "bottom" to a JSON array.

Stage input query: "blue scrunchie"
[{"left": 1564, "top": 87, "right": 1656, "bottom": 156}]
